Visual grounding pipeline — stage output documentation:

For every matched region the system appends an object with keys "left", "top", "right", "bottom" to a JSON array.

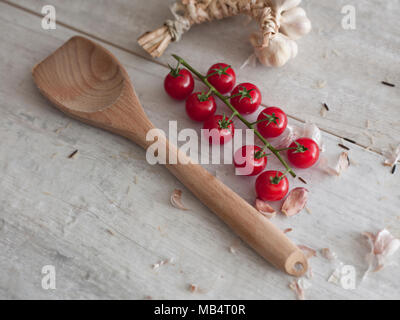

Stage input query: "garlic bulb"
[
  {"left": 251, "top": 32, "right": 298, "bottom": 67},
  {"left": 250, "top": 0, "right": 311, "bottom": 67}
]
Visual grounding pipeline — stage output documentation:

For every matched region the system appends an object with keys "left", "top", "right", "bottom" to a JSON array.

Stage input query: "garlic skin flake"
[
  {"left": 320, "top": 248, "right": 337, "bottom": 261},
  {"left": 281, "top": 187, "right": 309, "bottom": 217},
  {"left": 362, "top": 229, "right": 400, "bottom": 273},
  {"left": 302, "top": 123, "right": 323, "bottom": 150},
  {"left": 383, "top": 143, "right": 400, "bottom": 167},
  {"left": 298, "top": 244, "right": 317, "bottom": 258},
  {"left": 170, "top": 189, "right": 189, "bottom": 211},
  {"left": 255, "top": 198, "right": 276, "bottom": 219},
  {"left": 319, "top": 152, "right": 350, "bottom": 176},
  {"left": 333, "top": 152, "right": 350, "bottom": 176},
  {"left": 273, "top": 125, "right": 298, "bottom": 149},
  {"left": 289, "top": 278, "right": 311, "bottom": 300},
  {"left": 273, "top": 123, "right": 323, "bottom": 151},
  {"left": 189, "top": 284, "right": 198, "bottom": 293}
]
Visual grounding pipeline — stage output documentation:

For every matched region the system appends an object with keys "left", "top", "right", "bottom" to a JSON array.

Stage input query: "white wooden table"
[{"left": 0, "top": 0, "right": 399, "bottom": 299}]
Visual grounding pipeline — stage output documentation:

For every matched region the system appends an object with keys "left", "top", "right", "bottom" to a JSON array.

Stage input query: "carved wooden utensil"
[{"left": 32, "top": 36, "right": 307, "bottom": 276}]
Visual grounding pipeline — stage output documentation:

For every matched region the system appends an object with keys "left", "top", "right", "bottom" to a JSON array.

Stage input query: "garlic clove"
[
  {"left": 363, "top": 229, "right": 400, "bottom": 273},
  {"left": 281, "top": 187, "right": 309, "bottom": 216},
  {"left": 251, "top": 32, "right": 298, "bottom": 67},
  {"left": 280, "top": 7, "right": 312, "bottom": 40}
]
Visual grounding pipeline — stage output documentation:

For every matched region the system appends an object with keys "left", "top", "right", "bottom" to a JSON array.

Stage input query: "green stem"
[
  {"left": 205, "top": 71, "right": 218, "bottom": 78},
  {"left": 250, "top": 118, "right": 268, "bottom": 126},
  {"left": 260, "top": 143, "right": 269, "bottom": 153},
  {"left": 227, "top": 111, "right": 238, "bottom": 122},
  {"left": 172, "top": 54, "right": 296, "bottom": 178},
  {"left": 228, "top": 93, "right": 241, "bottom": 99},
  {"left": 275, "top": 147, "right": 297, "bottom": 152}
]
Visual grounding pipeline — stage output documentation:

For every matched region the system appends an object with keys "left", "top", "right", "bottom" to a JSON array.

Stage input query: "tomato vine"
[{"left": 172, "top": 54, "right": 297, "bottom": 178}]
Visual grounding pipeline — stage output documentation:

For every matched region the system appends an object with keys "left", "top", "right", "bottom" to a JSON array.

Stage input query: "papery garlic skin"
[
  {"left": 273, "top": 123, "right": 323, "bottom": 150},
  {"left": 302, "top": 123, "right": 322, "bottom": 149},
  {"left": 255, "top": 198, "right": 276, "bottom": 218},
  {"left": 269, "top": 0, "right": 302, "bottom": 13},
  {"left": 280, "top": 7, "right": 312, "bottom": 40}
]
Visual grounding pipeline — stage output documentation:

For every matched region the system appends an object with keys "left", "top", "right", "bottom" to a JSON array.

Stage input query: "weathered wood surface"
[
  {"left": 0, "top": 1, "right": 399, "bottom": 300},
  {"left": 6, "top": 0, "right": 400, "bottom": 154}
]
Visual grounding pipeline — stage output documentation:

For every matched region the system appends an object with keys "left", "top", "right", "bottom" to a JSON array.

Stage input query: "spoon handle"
[{"left": 150, "top": 134, "right": 308, "bottom": 276}]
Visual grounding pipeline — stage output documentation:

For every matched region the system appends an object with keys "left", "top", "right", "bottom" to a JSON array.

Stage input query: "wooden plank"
[
  {"left": 5, "top": 0, "right": 400, "bottom": 155},
  {"left": 0, "top": 3, "right": 399, "bottom": 299}
]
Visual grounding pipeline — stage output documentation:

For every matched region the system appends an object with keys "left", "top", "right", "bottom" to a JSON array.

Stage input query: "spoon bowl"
[
  {"left": 33, "top": 36, "right": 154, "bottom": 147},
  {"left": 35, "top": 36, "right": 125, "bottom": 112}
]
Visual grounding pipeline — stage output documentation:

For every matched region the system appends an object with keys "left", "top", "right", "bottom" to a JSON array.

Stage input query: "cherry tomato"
[
  {"left": 185, "top": 92, "right": 217, "bottom": 122},
  {"left": 257, "top": 107, "right": 288, "bottom": 138},
  {"left": 233, "top": 145, "right": 267, "bottom": 176},
  {"left": 230, "top": 83, "right": 262, "bottom": 115},
  {"left": 287, "top": 137, "right": 320, "bottom": 169},
  {"left": 206, "top": 63, "right": 236, "bottom": 94},
  {"left": 255, "top": 171, "right": 289, "bottom": 201},
  {"left": 164, "top": 65, "right": 194, "bottom": 100},
  {"left": 203, "top": 114, "right": 235, "bottom": 145}
]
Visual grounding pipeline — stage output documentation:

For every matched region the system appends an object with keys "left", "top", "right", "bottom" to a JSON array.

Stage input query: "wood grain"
[
  {"left": 6, "top": 0, "right": 400, "bottom": 155},
  {"left": 0, "top": 2, "right": 399, "bottom": 299},
  {"left": 32, "top": 35, "right": 308, "bottom": 276}
]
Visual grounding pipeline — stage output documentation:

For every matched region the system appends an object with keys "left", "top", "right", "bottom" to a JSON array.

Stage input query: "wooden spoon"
[{"left": 32, "top": 36, "right": 308, "bottom": 276}]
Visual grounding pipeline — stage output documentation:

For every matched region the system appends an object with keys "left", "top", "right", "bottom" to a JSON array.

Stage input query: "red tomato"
[
  {"left": 230, "top": 83, "right": 262, "bottom": 115},
  {"left": 206, "top": 63, "right": 236, "bottom": 94},
  {"left": 203, "top": 115, "right": 235, "bottom": 145},
  {"left": 164, "top": 66, "right": 194, "bottom": 100},
  {"left": 185, "top": 92, "right": 217, "bottom": 122},
  {"left": 255, "top": 171, "right": 289, "bottom": 201},
  {"left": 233, "top": 145, "right": 267, "bottom": 176},
  {"left": 287, "top": 138, "right": 320, "bottom": 169},
  {"left": 257, "top": 107, "right": 288, "bottom": 138}
]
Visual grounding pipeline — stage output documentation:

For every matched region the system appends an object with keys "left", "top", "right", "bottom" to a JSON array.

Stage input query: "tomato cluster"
[{"left": 164, "top": 62, "right": 320, "bottom": 203}]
